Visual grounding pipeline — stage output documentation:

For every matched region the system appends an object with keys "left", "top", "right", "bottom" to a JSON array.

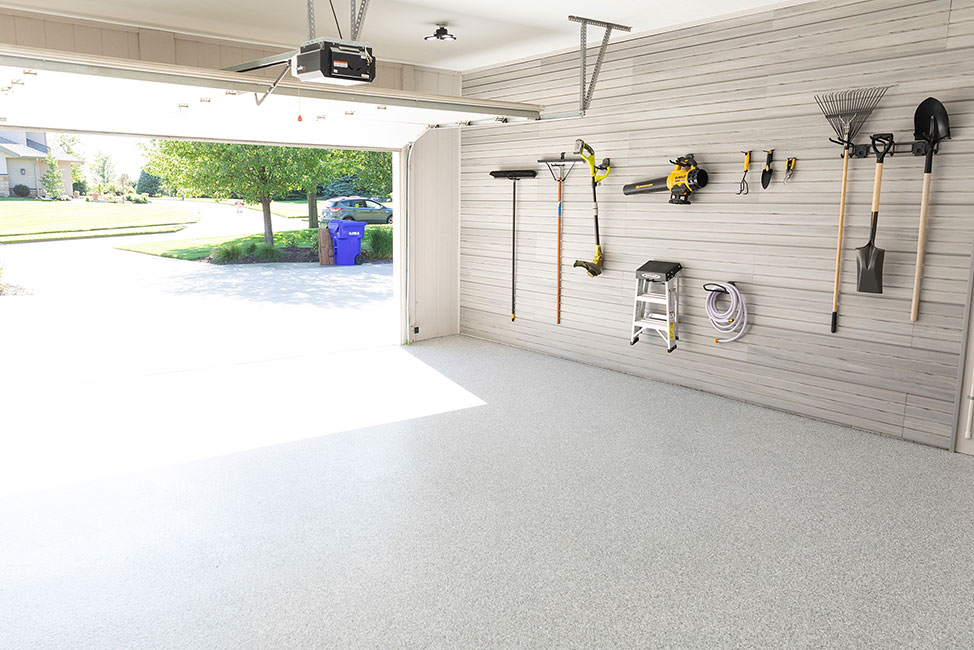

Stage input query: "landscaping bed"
[
  {"left": 205, "top": 246, "right": 318, "bottom": 265},
  {"left": 118, "top": 226, "right": 393, "bottom": 265}
]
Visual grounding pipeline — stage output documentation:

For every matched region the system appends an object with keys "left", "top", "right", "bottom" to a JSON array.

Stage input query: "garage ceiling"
[
  {"left": 0, "top": 46, "right": 543, "bottom": 149},
  {"left": 2, "top": 0, "right": 813, "bottom": 70}
]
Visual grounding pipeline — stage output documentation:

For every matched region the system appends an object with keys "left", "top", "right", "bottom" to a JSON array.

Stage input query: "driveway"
[{"left": 0, "top": 207, "right": 398, "bottom": 495}]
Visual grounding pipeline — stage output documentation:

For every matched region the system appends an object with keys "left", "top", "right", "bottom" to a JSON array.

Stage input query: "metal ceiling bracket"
[
  {"left": 350, "top": 0, "right": 371, "bottom": 41},
  {"left": 255, "top": 65, "right": 290, "bottom": 106},
  {"left": 568, "top": 15, "right": 631, "bottom": 114}
]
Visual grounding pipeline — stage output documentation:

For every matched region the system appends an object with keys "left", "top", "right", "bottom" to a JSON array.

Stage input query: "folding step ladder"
[{"left": 630, "top": 260, "right": 682, "bottom": 353}]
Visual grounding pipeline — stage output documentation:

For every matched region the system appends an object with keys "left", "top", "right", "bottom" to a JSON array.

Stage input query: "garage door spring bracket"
[{"left": 569, "top": 15, "right": 631, "bottom": 114}]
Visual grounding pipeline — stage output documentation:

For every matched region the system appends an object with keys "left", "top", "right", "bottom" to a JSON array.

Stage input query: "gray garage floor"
[{"left": 2, "top": 336, "right": 973, "bottom": 649}]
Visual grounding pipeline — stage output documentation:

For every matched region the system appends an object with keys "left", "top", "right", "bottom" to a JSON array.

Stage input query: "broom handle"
[
  {"left": 511, "top": 180, "right": 517, "bottom": 321},
  {"left": 556, "top": 179, "right": 563, "bottom": 325},
  {"left": 911, "top": 172, "right": 932, "bottom": 322},
  {"left": 831, "top": 147, "right": 851, "bottom": 333}
]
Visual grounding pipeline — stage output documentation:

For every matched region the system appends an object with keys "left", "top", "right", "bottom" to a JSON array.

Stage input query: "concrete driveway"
[{"left": 0, "top": 206, "right": 399, "bottom": 495}]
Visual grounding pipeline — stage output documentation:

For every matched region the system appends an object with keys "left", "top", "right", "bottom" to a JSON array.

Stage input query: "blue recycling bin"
[{"left": 327, "top": 219, "right": 367, "bottom": 266}]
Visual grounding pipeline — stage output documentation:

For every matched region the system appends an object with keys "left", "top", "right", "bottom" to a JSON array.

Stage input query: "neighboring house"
[{"left": 0, "top": 130, "right": 80, "bottom": 197}]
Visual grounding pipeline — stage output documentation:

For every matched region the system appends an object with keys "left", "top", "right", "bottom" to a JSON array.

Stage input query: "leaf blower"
[
  {"left": 622, "top": 154, "right": 708, "bottom": 205},
  {"left": 573, "top": 138, "right": 611, "bottom": 277}
]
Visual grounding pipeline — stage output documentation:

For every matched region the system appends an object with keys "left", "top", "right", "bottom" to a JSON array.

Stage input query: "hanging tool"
[
  {"left": 738, "top": 151, "right": 751, "bottom": 195},
  {"left": 814, "top": 85, "right": 891, "bottom": 332},
  {"left": 539, "top": 152, "right": 582, "bottom": 324},
  {"left": 784, "top": 157, "right": 798, "bottom": 183},
  {"left": 703, "top": 282, "right": 748, "bottom": 344},
  {"left": 573, "top": 139, "right": 610, "bottom": 277},
  {"left": 761, "top": 150, "right": 774, "bottom": 189},
  {"left": 856, "top": 133, "right": 894, "bottom": 294},
  {"left": 910, "top": 97, "right": 951, "bottom": 322},
  {"left": 622, "top": 155, "right": 708, "bottom": 205},
  {"left": 490, "top": 169, "right": 538, "bottom": 320},
  {"left": 631, "top": 261, "right": 682, "bottom": 353}
]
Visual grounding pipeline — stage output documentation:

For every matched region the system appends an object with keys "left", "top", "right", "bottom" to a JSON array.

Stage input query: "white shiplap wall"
[{"left": 460, "top": 0, "right": 974, "bottom": 449}]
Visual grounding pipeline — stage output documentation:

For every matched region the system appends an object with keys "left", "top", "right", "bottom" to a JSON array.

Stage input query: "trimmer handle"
[{"left": 871, "top": 133, "right": 895, "bottom": 162}]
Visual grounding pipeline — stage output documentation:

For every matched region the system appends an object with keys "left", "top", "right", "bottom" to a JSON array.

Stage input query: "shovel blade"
[
  {"left": 914, "top": 97, "right": 950, "bottom": 142},
  {"left": 856, "top": 243, "right": 885, "bottom": 293}
]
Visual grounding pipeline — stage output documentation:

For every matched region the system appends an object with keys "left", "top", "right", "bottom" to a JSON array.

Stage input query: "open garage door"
[{"left": 0, "top": 45, "right": 543, "bottom": 148}]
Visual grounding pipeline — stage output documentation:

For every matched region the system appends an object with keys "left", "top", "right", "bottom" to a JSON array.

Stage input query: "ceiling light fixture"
[{"left": 425, "top": 24, "right": 456, "bottom": 41}]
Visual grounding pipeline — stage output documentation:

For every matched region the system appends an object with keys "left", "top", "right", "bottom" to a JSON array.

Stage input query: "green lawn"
[
  {"left": 1, "top": 224, "right": 188, "bottom": 244},
  {"left": 0, "top": 198, "right": 200, "bottom": 238}
]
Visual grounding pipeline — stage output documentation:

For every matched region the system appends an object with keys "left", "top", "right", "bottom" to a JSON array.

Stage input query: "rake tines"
[{"left": 814, "top": 85, "right": 891, "bottom": 144}]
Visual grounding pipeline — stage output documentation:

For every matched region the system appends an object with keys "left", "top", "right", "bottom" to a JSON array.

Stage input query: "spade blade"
[
  {"left": 856, "top": 242, "right": 885, "bottom": 293},
  {"left": 761, "top": 168, "right": 772, "bottom": 189},
  {"left": 914, "top": 97, "right": 950, "bottom": 142}
]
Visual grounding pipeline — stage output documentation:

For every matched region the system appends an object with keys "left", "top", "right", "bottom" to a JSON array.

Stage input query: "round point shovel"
[
  {"left": 910, "top": 97, "right": 950, "bottom": 321},
  {"left": 857, "top": 134, "right": 894, "bottom": 294}
]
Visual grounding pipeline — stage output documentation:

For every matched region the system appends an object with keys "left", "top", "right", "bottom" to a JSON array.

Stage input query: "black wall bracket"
[{"left": 845, "top": 138, "right": 937, "bottom": 159}]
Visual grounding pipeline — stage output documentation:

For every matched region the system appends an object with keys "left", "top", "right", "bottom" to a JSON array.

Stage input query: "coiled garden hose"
[{"left": 704, "top": 282, "right": 748, "bottom": 344}]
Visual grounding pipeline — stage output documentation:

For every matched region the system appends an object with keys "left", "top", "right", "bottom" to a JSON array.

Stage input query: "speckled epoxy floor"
[{"left": 2, "top": 335, "right": 974, "bottom": 649}]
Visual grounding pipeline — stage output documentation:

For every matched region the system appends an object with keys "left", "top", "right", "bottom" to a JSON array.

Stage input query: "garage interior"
[{"left": 2, "top": 0, "right": 974, "bottom": 647}]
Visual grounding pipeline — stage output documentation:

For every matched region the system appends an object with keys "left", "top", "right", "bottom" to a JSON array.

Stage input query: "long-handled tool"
[
  {"left": 490, "top": 169, "right": 537, "bottom": 320},
  {"left": 815, "top": 85, "right": 891, "bottom": 332},
  {"left": 573, "top": 139, "right": 610, "bottom": 277},
  {"left": 856, "top": 133, "right": 894, "bottom": 294},
  {"left": 910, "top": 97, "right": 951, "bottom": 321},
  {"left": 539, "top": 153, "right": 582, "bottom": 324},
  {"left": 738, "top": 151, "right": 751, "bottom": 195},
  {"left": 622, "top": 155, "right": 708, "bottom": 205}
]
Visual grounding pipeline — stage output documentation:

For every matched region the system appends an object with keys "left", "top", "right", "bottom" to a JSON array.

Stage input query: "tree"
[
  {"left": 348, "top": 150, "right": 393, "bottom": 199},
  {"left": 117, "top": 173, "right": 134, "bottom": 191},
  {"left": 290, "top": 148, "right": 371, "bottom": 229},
  {"left": 136, "top": 170, "right": 162, "bottom": 196},
  {"left": 40, "top": 152, "right": 63, "bottom": 198},
  {"left": 91, "top": 151, "right": 115, "bottom": 188},
  {"left": 145, "top": 140, "right": 298, "bottom": 245}
]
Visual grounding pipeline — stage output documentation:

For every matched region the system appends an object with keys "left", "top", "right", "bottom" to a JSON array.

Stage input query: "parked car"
[{"left": 321, "top": 196, "right": 393, "bottom": 224}]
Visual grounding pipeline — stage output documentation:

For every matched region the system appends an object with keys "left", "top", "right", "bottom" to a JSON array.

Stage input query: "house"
[{"left": 0, "top": 130, "right": 80, "bottom": 197}]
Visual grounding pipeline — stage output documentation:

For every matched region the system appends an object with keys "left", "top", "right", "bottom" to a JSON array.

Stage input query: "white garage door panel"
[{"left": 0, "top": 46, "right": 543, "bottom": 149}]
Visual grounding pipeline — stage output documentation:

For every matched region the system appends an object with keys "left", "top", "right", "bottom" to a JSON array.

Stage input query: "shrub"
[
  {"left": 124, "top": 194, "right": 148, "bottom": 204},
  {"left": 253, "top": 243, "right": 284, "bottom": 262},
  {"left": 280, "top": 232, "right": 299, "bottom": 248},
  {"left": 213, "top": 242, "right": 244, "bottom": 262},
  {"left": 242, "top": 241, "right": 257, "bottom": 255},
  {"left": 363, "top": 226, "right": 393, "bottom": 260},
  {"left": 11, "top": 184, "right": 30, "bottom": 198},
  {"left": 73, "top": 179, "right": 88, "bottom": 195}
]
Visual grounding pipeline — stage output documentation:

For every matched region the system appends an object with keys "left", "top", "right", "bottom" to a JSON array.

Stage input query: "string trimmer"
[{"left": 573, "top": 139, "right": 610, "bottom": 277}]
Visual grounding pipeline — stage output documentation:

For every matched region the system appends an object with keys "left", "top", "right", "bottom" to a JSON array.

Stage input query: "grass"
[
  {"left": 0, "top": 224, "right": 188, "bottom": 244},
  {"left": 117, "top": 225, "right": 394, "bottom": 261},
  {"left": 0, "top": 199, "right": 199, "bottom": 238}
]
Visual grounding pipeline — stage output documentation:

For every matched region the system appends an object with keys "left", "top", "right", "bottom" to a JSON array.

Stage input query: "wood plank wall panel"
[{"left": 459, "top": 0, "right": 974, "bottom": 449}]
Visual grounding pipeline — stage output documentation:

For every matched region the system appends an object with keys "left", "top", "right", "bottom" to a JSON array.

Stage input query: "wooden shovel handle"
[{"left": 911, "top": 173, "right": 933, "bottom": 321}]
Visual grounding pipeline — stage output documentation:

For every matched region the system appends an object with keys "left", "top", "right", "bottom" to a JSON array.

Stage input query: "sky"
[{"left": 53, "top": 132, "right": 150, "bottom": 179}]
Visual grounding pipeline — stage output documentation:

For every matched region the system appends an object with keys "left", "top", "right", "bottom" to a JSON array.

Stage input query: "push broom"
[
  {"left": 814, "top": 85, "right": 890, "bottom": 333},
  {"left": 490, "top": 169, "right": 537, "bottom": 321}
]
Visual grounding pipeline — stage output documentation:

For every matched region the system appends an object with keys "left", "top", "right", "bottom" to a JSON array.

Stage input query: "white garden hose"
[{"left": 705, "top": 282, "right": 748, "bottom": 344}]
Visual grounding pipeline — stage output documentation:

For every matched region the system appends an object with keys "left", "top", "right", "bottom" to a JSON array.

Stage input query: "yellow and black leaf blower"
[
  {"left": 573, "top": 139, "right": 611, "bottom": 277},
  {"left": 622, "top": 154, "right": 708, "bottom": 205}
]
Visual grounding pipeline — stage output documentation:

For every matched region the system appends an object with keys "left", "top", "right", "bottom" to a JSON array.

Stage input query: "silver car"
[{"left": 321, "top": 196, "right": 393, "bottom": 224}]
